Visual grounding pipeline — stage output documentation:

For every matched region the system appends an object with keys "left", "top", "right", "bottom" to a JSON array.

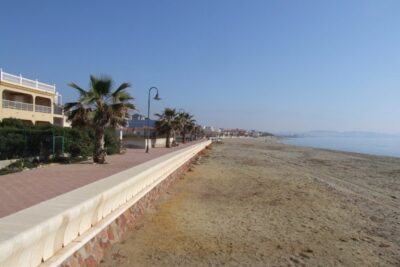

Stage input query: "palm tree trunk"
[
  {"left": 166, "top": 131, "right": 171, "bottom": 148},
  {"left": 94, "top": 127, "right": 106, "bottom": 163},
  {"left": 182, "top": 130, "right": 186, "bottom": 143}
]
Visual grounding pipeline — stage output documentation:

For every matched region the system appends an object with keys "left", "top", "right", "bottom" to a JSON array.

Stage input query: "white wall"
[
  {"left": 152, "top": 138, "right": 174, "bottom": 148},
  {"left": 123, "top": 138, "right": 174, "bottom": 149}
]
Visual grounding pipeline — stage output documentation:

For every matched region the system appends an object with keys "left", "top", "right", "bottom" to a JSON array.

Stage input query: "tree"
[
  {"left": 191, "top": 124, "right": 204, "bottom": 140},
  {"left": 155, "top": 108, "right": 177, "bottom": 148},
  {"left": 176, "top": 111, "right": 196, "bottom": 143},
  {"left": 64, "top": 75, "right": 134, "bottom": 163}
]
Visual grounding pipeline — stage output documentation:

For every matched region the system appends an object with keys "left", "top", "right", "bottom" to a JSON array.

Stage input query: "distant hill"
[{"left": 275, "top": 131, "right": 400, "bottom": 138}]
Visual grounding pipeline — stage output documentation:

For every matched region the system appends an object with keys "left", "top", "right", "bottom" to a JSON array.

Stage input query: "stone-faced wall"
[{"left": 60, "top": 150, "right": 206, "bottom": 267}]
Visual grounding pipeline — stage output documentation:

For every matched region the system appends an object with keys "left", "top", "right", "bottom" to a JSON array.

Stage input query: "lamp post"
[{"left": 146, "top": 87, "right": 161, "bottom": 153}]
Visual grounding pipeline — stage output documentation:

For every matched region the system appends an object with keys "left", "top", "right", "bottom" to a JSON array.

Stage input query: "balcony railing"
[
  {"left": 3, "top": 100, "right": 52, "bottom": 114},
  {"left": 53, "top": 104, "right": 63, "bottom": 115},
  {"left": 35, "top": 104, "right": 52, "bottom": 113},
  {"left": 2, "top": 99, "right": 34, "bottom": 111},
  {"left": 0, "top": 69, "right": 55, "bottom": 93}
]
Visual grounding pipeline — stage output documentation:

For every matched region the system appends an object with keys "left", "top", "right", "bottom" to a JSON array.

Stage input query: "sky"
[{"left": 1, "top": 0, "right": 400, "bottom": 133}]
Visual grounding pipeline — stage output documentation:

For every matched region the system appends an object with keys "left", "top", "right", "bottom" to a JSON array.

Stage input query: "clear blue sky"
[{"left": 1, "top": 0, "right": 400, "bottom": 133}]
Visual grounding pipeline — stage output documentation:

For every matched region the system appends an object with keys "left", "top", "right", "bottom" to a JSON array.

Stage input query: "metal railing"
[
  {"left": 35, "top": 104, "right": 52, "bottom": 113},
  {"left": 2, "top": 99, "right": 53, "bottom": 114},
  {"left": 2, "top": 99, "right": 34, "bottom": 111},
  {"left": 0, "top": 69, "right": 56, "bottom": 93},
  {"left": 53, "top": 104, "right": 63, "bottom": 115}
]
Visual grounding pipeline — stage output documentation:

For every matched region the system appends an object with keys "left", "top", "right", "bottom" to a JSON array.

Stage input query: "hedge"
[{"left": 0, "top": 118, "right": 120, "bottom": 161}]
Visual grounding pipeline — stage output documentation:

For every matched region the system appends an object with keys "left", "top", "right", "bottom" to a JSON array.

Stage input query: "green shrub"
[
  {"left": 0, "top": 128, "right": 26, "bottom": 160},
  {"left": 27, "top": 129, "right": 53, "bottom": 160},
  {"left": 0, "top": 118, "right": 28, "bottom": 128},
  {"left": 105, "top": 129, "right": 120, "bottom": 155},
  {"left": 64, "top": 127, "right": 93, "bottom": 159},
  {"left": 0, "top": 119, "right": 121, "bottom": 161}
]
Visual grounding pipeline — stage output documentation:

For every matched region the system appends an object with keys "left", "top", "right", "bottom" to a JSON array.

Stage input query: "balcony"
[
  {"left": 0, "top": 69, "right": 55, "bottom": 93},
  {"left": 2, "top": 100, "right": 52, "bottom": 114},
  {"left": 2, "top": 99, "right": 33, "bottom": 111},
  {"left": 35, "top": 96, "right": 52, "bottom": 114},
  {"left": 53, "top": 104, "right": 63, "bottom": 115},
  {"left": 35, "top": 104, "right": 52, "bottom": 113}
]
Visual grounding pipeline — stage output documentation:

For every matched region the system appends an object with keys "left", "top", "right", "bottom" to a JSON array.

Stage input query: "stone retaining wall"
[{"left": 60, "top": 156, "right": 197, "bottom": 267}]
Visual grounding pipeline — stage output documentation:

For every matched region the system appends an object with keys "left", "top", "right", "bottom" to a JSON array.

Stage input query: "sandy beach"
[{"left": 100, "top": 138, "right": 400, "bottom": 266}]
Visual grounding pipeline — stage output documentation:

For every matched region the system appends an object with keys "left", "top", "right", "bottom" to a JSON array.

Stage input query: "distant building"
[
  {"left": 221, "top": 128, "right": 249, "bottom": 137},
  {"left": 250, "top": 130, "right": 261, "bottom": 137},
  {"left": 126, "top": 113, "right": 157, "bottom": 136},
  {"left": 203, "top": 126, "right": 214, "bottom": 135},
  {"left": 0, "top": 69, "right": 69, "bottom": 127},
  {"left": 131, "top": 113, "right": 146, "bottom": 121},
  {"left": 203, "top": 126, "right": 222, "bottom": 137}
]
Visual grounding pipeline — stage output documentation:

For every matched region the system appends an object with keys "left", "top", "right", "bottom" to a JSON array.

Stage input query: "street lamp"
[{"left": 146, "top": 87, "right": 161, "bottom": 153}]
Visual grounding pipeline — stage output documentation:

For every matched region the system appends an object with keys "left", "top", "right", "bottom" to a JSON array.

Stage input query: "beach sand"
[{"left": 100, "top": 138, "right": 400, "bottom": 266}]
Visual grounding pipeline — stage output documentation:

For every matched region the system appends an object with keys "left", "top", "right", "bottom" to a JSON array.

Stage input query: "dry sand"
[{"left": 100, "top": 138, "right": 400, "bottom": 266}]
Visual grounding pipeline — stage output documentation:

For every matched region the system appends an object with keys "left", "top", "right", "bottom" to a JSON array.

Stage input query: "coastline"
[
  {"left": 279, "top": 135, "right": 400, "bottom": 158},
  {"left": 100, "top": 137, "right": 400, "bottom": 266}
]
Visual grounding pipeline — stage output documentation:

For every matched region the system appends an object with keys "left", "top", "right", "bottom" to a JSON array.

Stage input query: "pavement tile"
[{"left": 0, "top": 141, "right": 201, "bottom": 218}]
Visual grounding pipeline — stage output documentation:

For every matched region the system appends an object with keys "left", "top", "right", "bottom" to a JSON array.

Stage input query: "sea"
[{"left": 281, "top": 135, "right": 400, "bottom": 158}]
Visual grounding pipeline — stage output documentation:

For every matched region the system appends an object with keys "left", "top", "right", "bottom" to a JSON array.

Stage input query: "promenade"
[{"left": 0, "top": 142, "right": 200, "bottom": 218}]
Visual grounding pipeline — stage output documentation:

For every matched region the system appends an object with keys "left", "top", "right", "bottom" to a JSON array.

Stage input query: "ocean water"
[{"left": 281, "top": 136, "right": 400, "bottom": 158}]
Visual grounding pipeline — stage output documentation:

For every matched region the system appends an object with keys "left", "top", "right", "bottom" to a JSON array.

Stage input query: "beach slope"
[{"left": 100, "top": 138, "right": 400, "bottom": 266}]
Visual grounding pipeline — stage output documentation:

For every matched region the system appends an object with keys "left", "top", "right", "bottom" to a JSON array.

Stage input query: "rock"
[
  {"left": 299, "top": 252, "right": 310, "bottom": 259},
  {"left": 304, "top": 248, "right": 314, "bottom": 253}
]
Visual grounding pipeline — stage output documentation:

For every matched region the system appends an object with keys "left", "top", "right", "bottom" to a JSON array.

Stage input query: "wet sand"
[{"left": 100, "top": 138, "right": 400, "bottom": 266}]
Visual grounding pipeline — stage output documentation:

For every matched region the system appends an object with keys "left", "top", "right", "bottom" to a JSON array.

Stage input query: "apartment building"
[{"left": 0, "top": 69, "right": 69, "bottom": 126}]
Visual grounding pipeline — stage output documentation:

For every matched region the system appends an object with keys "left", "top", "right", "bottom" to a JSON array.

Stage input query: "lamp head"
[{"left": 154, "top": 92, "right": 161, "bottom": 101}]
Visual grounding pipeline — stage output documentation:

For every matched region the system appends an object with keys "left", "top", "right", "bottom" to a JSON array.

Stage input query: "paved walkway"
[{"left": 0, "top": 141, "right": 202, "bottom": 218}]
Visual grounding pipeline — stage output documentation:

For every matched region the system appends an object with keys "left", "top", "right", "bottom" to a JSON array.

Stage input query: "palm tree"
[
  {"left": 176, "top": 112, "right": 196, "bottom": 143},
  {"left": 64, "top": 75, "right": 135, "bottom": 163},
  {"left": 155, "top": 108, "right": 177, "bottom": 148},
  {"left": 191, "top": 124, "right": 204, "bottom": 140}
]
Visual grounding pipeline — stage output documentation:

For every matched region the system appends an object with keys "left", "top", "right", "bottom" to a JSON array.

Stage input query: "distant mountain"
[
  {"left": 306, "top": 131, "right": 400, "bottom": 138},
  {"left": 260, "top": 131, "right": 274, "bottom": 137},
  {"left": 273, "top": 132, "right": 300, "bottom": 138},
  {"left": 275, "top": 131, "right": 400, "bottom": 138}
]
